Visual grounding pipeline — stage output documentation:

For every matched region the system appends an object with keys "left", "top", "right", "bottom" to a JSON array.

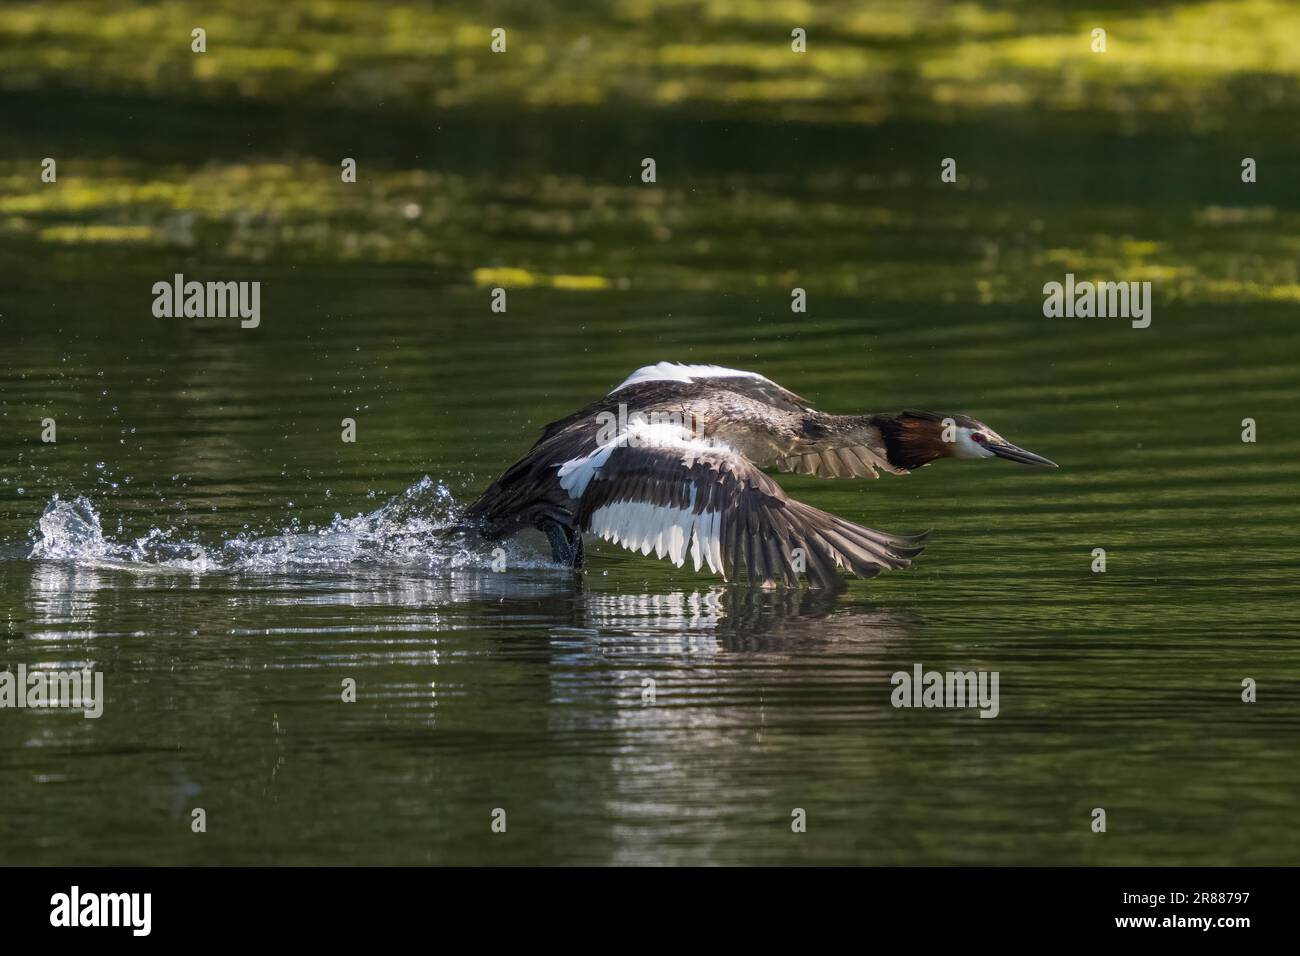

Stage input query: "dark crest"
[{"left": 875, "top": 410, "right": 977, "bottom": 471}]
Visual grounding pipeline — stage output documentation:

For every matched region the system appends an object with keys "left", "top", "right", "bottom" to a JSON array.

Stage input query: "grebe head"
[
  {"left": 948, "top": 416, "right": 1057, "bottom": 467},
  {"left": 883, "top": 410, "right": 1058, "bottom": 470}
]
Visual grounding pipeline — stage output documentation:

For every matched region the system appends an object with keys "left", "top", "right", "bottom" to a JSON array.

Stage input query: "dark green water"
[{"left": 3, "top": 257, "right": 1297, "bottom": 863}]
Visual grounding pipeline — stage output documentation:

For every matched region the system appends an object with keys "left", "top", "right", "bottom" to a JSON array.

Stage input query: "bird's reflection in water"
[
  {"left": 568, "top": 585, "right": 919, "bottom": 655},
  {"left": 539, "top": 584, "right": 922, "bottom": 865},
  {"left": 16, "top": 559, "right": 921, "bottom": 864},
  {"left": 20, "top": 559, "right": 921, "bottom": 654}
]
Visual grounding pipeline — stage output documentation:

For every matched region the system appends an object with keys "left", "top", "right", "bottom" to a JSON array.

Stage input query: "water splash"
[
  {"left": 28, "top": 476, "right": 522, "bottom": 574},
  {"left": 31, "top": 495, "right": 114, "bottom": 562}
]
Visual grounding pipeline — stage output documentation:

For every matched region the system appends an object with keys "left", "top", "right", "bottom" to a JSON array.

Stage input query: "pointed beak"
[{"left": 987, "top": 440, "right": 1058, "bottom": 468}]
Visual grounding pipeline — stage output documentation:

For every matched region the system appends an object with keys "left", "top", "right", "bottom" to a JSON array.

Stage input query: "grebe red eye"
[{"left": 971, "top": 433, "right": 987, "bottom": 443}]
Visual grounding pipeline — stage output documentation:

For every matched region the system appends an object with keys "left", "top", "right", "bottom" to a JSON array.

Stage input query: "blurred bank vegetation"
[{"left": 2, "top": 0, "right": 1299, "bottom": 306}]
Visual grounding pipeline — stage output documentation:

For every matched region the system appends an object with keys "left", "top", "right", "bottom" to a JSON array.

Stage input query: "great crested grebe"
[{"left": 467, "top": 362, "right": 1057, "bottom": 589}]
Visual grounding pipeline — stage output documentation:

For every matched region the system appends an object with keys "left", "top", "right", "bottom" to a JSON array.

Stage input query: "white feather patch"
[
  {"left": 556, "top": 420, "right": 726, "bottom": 499},
  {"left": 556, "top": 441, "right": 617, "bottom": 498},
  {"left": 610, "top": 361, "right": 770, "bottom": 393},
  {"left": 588, "top": 501, "right": 722, "bottom": 573}
]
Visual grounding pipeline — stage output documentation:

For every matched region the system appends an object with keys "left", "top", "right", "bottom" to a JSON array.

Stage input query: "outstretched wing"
[
  {"left": 773, "top": 441, "right": 898, "bottom": 479},
  {"left": 556, "top": 424, "right": 926, "bottom": 588},
  {"left": 608, "top": 363, "right": 904, "bottom": 479},
  {"left": 611, "top": 362, "right": 812, "bottom": 412}
]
